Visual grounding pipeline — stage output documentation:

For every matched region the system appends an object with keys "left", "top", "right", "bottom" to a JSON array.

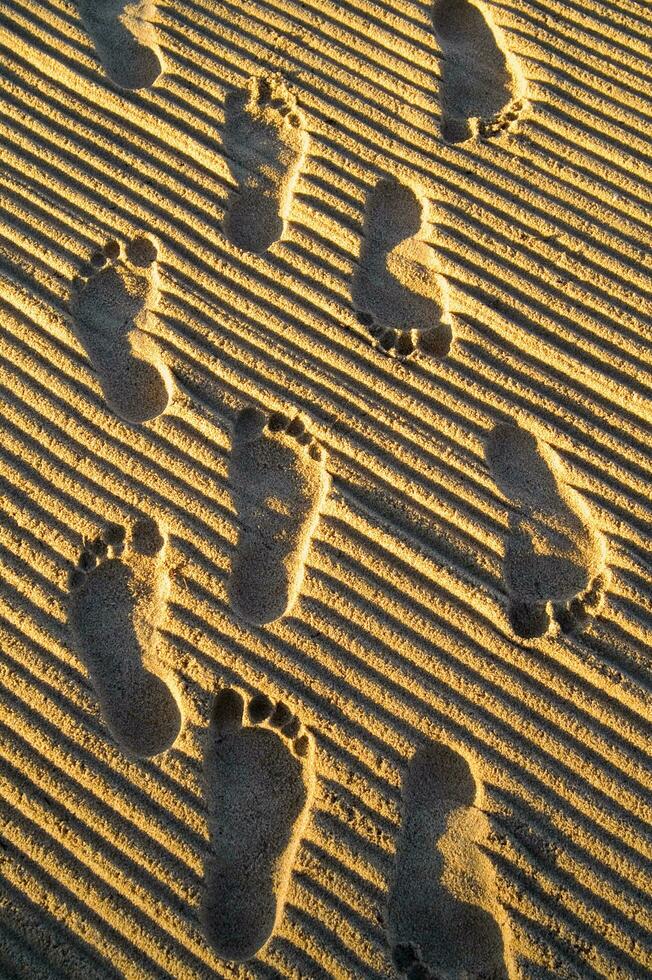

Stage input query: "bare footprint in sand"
[
  {"left": 70, "top": 235, "right": 172, "bottom": 424},
  {"left": 485, "top": 423, "right": 609, "bottom": 640},
  {"left": 222, "top": 76, "right": 308, "bottom": 253},
  {"left": 228, "top": 407, "right": 330, "bottom": 626},
  {"left": 68, "top": 518, "right": 181, "bottom": 758},
  {"left": 202, "top": 688, "right": 315, "bottom": 961},
  {"left": 431, "top": 0, "right": 525, "bottom": 143},
  {"left": 79, "top": 0, "right": 164, "bottom": 90},
  {"left": 389, "top": 742, "right": 508, "bottom": 979},
  {"left": 352, "top": 177, "right": 452, "bottom": 359}
]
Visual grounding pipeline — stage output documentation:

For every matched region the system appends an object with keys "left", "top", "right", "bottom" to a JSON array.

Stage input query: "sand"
[{"left": 0, "top": 0, "right": 650, "bottom": 977}]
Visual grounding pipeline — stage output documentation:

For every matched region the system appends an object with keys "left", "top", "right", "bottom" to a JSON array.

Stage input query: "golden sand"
[{"left": 0, "top": 0, "right": 650, "bottom": 976}]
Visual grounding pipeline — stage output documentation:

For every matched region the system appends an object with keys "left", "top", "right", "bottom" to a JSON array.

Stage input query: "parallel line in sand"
[
  {"left": 11, "top": 0, "right": 652, "bottom": 272},
  {"left": 2, "top": 83, "right": 648, "bottom": 440},
  {"left": 2, "top": 314, "right": 648, "bottom": 736},
  {"left": 12, "top": 0, "right": 652, "bottom": 251},
  {"left": 165, "top": 0, "right": 652, "bottom": 223},
  {"left": 0, "top": 827, "right": 163, "bottom": 979},
  {"left": 0, "top": 625, "right": 207, "bottom": 846},
  {"left": 3, "top": 580, "right": 648, "bottom": 968},
  {"left": 5, "top": 352, "right": 652, "bottom": 764},
  {"left": 178, "top": 567, "right": 652, "bottom": 888}
]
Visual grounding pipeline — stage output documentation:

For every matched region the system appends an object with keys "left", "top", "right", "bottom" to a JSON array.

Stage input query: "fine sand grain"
[{"left": 0, "top": 0, "right": 650, "bottom": 977}]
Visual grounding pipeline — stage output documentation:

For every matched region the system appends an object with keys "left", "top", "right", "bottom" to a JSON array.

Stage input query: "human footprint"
[
  {"left": 352, "top": 177, "right": 452, "bottom": 358},
  {"left": 68, "top": 518, "right": 181, "bottom": 757},
  {"left": 388, "top": 741, "right": 509, "bottom": 978},
  {"left": 202, "top": 687, "right": 315, "bottom": 961},
  {"left": 431, "top": 0, "right": 525, "bottom": 143},
  {"left": 222, "top": 75, "right": 308, "bottom": 253},
  {"left": 485, "top": 423, "right": 609, "bottom": 639},
  {"left": 228, "top": 407, "right": 330, "bottom": 625},
  {"left": 70, "top": 235, "right": 172, "bottom": 423},
  {"left": 79, "top": 0, "right": 164, "bottom": 90}
]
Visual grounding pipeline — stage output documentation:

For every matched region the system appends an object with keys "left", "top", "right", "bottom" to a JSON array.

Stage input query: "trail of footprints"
[{"left": 54, "top": 0, "right": 610, "bottom": 972}]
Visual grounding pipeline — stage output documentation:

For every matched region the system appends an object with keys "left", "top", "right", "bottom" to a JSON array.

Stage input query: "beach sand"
[{"left": 0, "top": 0, "right": 650, "bottom": 977}]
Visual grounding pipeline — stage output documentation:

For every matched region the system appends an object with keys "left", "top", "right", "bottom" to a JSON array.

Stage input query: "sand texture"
[{"left": 0, "top": 0, "right": 651, "bottom": 977}]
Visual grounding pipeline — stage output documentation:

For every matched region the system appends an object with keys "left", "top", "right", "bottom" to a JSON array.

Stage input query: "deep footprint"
[
  {"left": 352, "top": 177, "right": 452, "bottom": 358},
  {"left": 70, "top": 235, "right": 172, "bottom": 423},
  {"left": 79, "top": 0, "right": 164, "bottom": 90},
  {"left": 202, "top": 688, "right": 315, "bottom": 961},
  {"left": 388, "top": 742, "right": 508, "bottom": 979},
  {"left": 228, "top": 407, "right": 330, "bottom": 625},
  {"left": 431, "top": 0, "right": 525, "bottom": 143},
  {"left": 222, "top": 76, "right": 307, "bottom": 253},
  {"left": 485, "top": 423, "right": 609, "bottom": 639},
  {"left": 68, "top": 518, "right": 181, "bottom": 758}
]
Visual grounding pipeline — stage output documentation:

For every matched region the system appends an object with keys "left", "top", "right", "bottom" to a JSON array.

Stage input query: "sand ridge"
[{"left": 0, "top": 0, "right": 650, "bottom": 977}]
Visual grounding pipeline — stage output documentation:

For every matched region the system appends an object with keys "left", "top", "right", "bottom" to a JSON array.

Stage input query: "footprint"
[
  {"left": 78, "top": 0, "right": 164, "bottom": 90},
  {"left": 388, "top": 742, "right": 509, "bottom": 979},
  {"left": 222, "top": 76, "right": 308, "bottom": 253},
  {"left": 431, "top": 0, "right": 525, "bottom": 143},
  {"left": 68, "top": 518, "right": 181, "bottom": 758},
  {"left": 228, "top": 407, "right": 330, "bottom": 626},
  {"left": 351, "top": 177, "right": 452, "bottom": 359},
  {"left": 485, "top": 423, "right": 609, "bottom": 640},
  {"left": 69, "top": 235, "right": 172, "bottom": 424},
  {"left": 202, "top": 687, "right": 315, "bottom": 961}
]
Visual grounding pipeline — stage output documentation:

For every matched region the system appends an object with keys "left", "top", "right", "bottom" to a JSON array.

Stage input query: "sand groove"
[{"left": 0, "top": 0, "right": 651, "bottom": 977}]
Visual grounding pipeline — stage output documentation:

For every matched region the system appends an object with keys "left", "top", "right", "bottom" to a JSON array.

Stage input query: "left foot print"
[
  {"left": 352, "top": 176, "right": 453, "bottom": 358},
  {"left": 431, "top": 0, "right": 525, "bottom": 143},
  {"left": 202, "top": 688, "right": 315, "bottom": 961},
  {"left": 222, "top": 76, "right": 308, "bottom": 254},
  {"left": 228, "top": 407, "right": 330, "bottom": 625},
  {"left": 70, "top": 235, "right": 172, "bottom": 424},
  {"left": 78, "top": 0, "right": 164, "bottom": 90},
  {"left": 485, "top": 423, "right": 609, "bottom": 639}
]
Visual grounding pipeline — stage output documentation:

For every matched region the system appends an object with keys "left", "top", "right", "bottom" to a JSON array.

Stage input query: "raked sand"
[{"left": 0, "top": 0, "right": 651, "bottom": 977}]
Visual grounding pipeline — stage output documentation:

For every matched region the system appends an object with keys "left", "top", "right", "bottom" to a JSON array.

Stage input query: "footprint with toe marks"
[
  {"left": 68, "top": 518, "right": 181, "bottom": 758},
  {"left": 352, "top": 177, "right": 452, "bottom": 359},
  {"left": 202, "top": 687, "right": 315, "bottom": 962},
  {"left": 70, "top": 235, "right": 172, "bottom": 423},
  {"left": 228, "top": 406, "right": 330, "bottom": 625},
  {"left": 79, "top": 0, "right": 164, "bottom": 90},
  {"left": 222, "top": 75, "right": 307, "bottom": 254},
  {"left": 485, "top": 423, "right": 609, "bottom": 639},
  {"left": 389, "top": 741, "right": 510, "bottom": 979},
  {"left": 431, "top": 0, "right": 526, "bottom": 143}
]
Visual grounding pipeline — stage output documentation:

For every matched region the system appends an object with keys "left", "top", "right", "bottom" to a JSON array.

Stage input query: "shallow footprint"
[
  {"left": 203, "top": 688, "right": 315, "bottom": 961},
  {"left": 352, "top": 177, "right": 452, "bottom": 359},
  {"left": 485, "top": 423, "right": 609, "bottom": 639},
  {"left": 228, "top": 407, "right": 330, "bottom": 625},
  {"left": 79, "top": 0, "right": 164, "bottom": 90},
  {"left": 388, "top": 742, "right": 508, "bottom": 979},
  {"left": 431, "top": 0, "right": 525, "bottom": 143},
  {"left": 70, "top": 235, "right": 172, "bottom": 423},
  {"left": 68, "top": 518, "right": 181, "bottom": 758},
  {"left": 222, "top": 75, "right": 308, "bottom": 253}
]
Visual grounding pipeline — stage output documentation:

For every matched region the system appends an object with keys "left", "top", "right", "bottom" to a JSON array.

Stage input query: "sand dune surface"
[{"left": 0, "top": 0, "right": 651, "bottom": 977}]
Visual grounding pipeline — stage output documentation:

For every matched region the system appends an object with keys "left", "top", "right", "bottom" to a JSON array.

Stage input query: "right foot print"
[
  {"left": 68, "top": 518, "right": 181, "bottom": 758},
  {"left": 228, "top": 407, "right": 330, "bottom": 626},
  {"left": 485, "top": 423, "right": 609, "bottom": 639},
  {"left": 222, "top": 76, "right": 308, "bottom": 253},
  {"left": 352, "top": 177, "right": 452, "bottom": 359},
  {"left": 431, "top": 0, "right": 525, "bottom": 143},
  {"left": 388, "top": 742, "right": 508, "bottom": 979},
  {"left": 202, "top": 688, "right": 315, "bottom": 961},
  {"left": 70, "top": 235, "right": 172, "bottom": 424},
  {"left": 78, "top": 0, "right": 164, "bottom": 90}
]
